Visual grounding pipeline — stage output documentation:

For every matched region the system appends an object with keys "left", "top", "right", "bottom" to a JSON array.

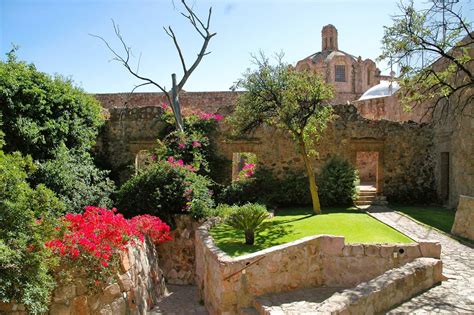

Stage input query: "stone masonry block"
[{"left": 419, "top": 241, "right": 442, "bottom": 259}]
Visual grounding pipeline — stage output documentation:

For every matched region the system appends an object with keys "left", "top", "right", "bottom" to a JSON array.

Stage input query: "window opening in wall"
[
  {"left": 356, "top": 151, "right": 379, "bottom": 191},
  {"left": 367, "top": 69, "right": 371, "bottom": 85},
  {"left": 335, "top": 65, "right": 346, "bottom": 82},
  {"left": 440, "top": 152, "right": 450, "bottom": 202},
  {"left": 232, "top": 152, "right": 257, "bottom": 181}
]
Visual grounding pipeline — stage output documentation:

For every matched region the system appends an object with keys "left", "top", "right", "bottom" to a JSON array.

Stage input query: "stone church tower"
[{"left": 296, "top": 24, "right": 382, "bottom": 104}]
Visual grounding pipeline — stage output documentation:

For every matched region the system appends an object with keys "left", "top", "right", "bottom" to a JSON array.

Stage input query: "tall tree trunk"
[{"left": 299, "top": 138, "right": 322, "bottom": 214}]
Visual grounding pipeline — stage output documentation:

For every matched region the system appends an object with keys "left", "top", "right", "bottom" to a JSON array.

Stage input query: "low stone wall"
[
  {"left": 0, "top": 239, "right": 166, "bottom": 315},
  {"left": 157, "top": 215, "right": 200, "bottom": 285},
  {"left": 195, "top": 221, "right": 441, "bottom": 314},
  {"left": 452, "top": 195, "right": 474, "bottom": 240},
  {"left": 313, "top": 258, "right": 443, "bottom": 314}
]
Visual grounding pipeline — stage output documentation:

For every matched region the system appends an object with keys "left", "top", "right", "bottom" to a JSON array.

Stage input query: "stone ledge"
[
  {"left": 315, "top": 258, "right": 443, "bottom": 314},
  {"left": 452, "top": 195, "right": 474, "bottom": 241}
]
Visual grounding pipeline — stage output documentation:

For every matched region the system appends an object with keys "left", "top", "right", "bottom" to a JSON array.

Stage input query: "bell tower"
[{"left": 321, "top": 24, "right": 338, "bottom": 51}]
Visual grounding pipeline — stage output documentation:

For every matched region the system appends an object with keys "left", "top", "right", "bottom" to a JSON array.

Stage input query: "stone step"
[
  {"left": 357, "top": 195, "right": 376, "bottom": 201},
  {"left": 254, "top": 287, "right": 347, "bottom": 315},
  {"left": 355, "top": 200, "right": 373, "bottom": 205},
  {"left": 358, "top": 191, "right": 377, "bottom": 196}
]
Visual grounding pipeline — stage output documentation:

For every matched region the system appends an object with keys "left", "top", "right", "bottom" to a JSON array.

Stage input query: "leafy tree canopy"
[
  {"left": 380, "top": 0, "right": 473, "bottom": 117},
  {"left": 0, "top": 49, "right": 104, "bottom": 160},
  {"left": 229, "top": 53, "right": 334, "bottom": 213}
]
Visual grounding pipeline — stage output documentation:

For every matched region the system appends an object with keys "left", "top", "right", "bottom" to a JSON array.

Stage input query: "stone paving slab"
[
  {"left": 367, "top": 206, "right": 474, "bottom": 314},
  {"left": 148, "top": 284, "right": 208, "bottom": 315},
  {"left": 255, "top": 287, "right": 347, "bottom": 314}
]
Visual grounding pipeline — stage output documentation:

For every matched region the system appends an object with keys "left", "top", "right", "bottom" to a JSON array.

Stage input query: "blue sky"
[{"left": 1, "top": 0, "right": 472, "bottom": 93}]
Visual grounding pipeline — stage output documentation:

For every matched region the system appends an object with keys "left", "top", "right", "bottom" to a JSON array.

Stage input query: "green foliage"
[
  {"left": 224, "top": 203, "right": 269, "bottom": 245},
  {"left": 0, "top": 50, "right": 104, "bottom": 160},
  {"left": 0, "top": 150, "right": 64, "bottom": 314},
  {"left": 116, "top": 160, "right": 214, "bottom": 222},
  {"left": 31, "top": 145, "right": 115, "bottom": 213},
  {"left": 217, "top": 168, "right": 311, "bottom": 208},
  {"left": 318, "top": 157, "right": 359, "bottom": 206},
  {"left": 379, "top": 0, "right": 473, "bottom": 116}
]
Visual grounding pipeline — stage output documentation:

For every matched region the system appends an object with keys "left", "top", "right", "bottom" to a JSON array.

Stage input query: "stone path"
[
  {"left": 149, "top": 284, "right": 208, "bottom": 315},
  {"left": 367, "top": 206, "right": 474, "bottom": 314}
]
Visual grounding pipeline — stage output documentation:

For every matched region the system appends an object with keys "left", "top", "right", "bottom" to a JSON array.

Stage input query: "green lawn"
[
  {"left": 390, "top": 205, "right": 455, "bottom": 234},
  {"left": 210, "top": 207, "right": 414, "bottom": 257}
]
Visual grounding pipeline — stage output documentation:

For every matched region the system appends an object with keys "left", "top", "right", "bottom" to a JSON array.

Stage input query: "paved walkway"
[
  {"left": 368, "top": 206, "right": 474, "bottom": 314},
  {"left": 149, "top": 284, "right": 208, "bottom": 315}
]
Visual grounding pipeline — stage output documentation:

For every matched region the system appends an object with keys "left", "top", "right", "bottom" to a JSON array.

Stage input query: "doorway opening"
[
  {"left": 356, "top": 151, "right": 379, "bottom": 192},
  {"left": 440, "top": 152, "right": 450, "bottom": 202}
]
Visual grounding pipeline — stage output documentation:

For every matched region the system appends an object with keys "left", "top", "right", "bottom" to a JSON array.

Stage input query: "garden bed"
[{"left": 210, "top": 207, "right": 413, "bottom": 256}]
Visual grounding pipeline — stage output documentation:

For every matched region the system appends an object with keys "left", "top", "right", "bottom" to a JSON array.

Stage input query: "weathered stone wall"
[
  {"left": 452, "top": 195, "right": 474, "bottom": 240},
  {"left": 95, "top": 93, "right": 436, "bottom": 202},
  {"left": 0, "top": 239, "right": 166, "bottom": 315},
  {"left": 195, "top": 220, "right": 441, "bottom": 314},
  {"left": 157, "top": 215, "right": 200, "bottom": 285},
  {"left": 356, "top": 151, "right": 377, "bottom": 182}
]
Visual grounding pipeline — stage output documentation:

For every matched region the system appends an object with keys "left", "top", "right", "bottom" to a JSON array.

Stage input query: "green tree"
[
  {"left": 229, "top": 54, "right": 334, "bottom": 214},
  {"left": 380, "top": 0, "right": 473, "bottom": 117},
  {"left": 0, "top": 50, "right": 103, "bottom": 160},
  {"left": 0, "top": 151, "right": 64, "bottom": 313},
  {"left": 0, "top": 50, "right": 115, "bottom": 212}
]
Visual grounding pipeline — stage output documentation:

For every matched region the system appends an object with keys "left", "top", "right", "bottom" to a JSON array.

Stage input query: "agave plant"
[{"left": 225, "top": 203, "right": 268, "bottom": 245}]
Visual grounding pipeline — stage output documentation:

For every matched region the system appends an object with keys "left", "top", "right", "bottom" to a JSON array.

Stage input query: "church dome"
[{"left": 359, "top": 80, "right": 400, "bottom": 100}]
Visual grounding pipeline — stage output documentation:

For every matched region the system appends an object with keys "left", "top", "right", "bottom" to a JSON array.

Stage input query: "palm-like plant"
[{"left": 225, "top": 203, "right": 268, "bottom": 245}]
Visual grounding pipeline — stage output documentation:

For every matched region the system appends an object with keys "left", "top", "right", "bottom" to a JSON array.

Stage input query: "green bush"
[
  {"left": 217, "top": 168, "right": 278, "bottom": 206},
  {"left": 0, "top": 151, "right": 64, "bottom": 314},
  {"left": 31, "top": 145, "right": 115, "bottom": 213},
  {"left": 225, "top": 203, "right": 269, "bottom": 245},
  {"left": 116, "top": 160, "right": 214, "bottom": 222},
  {"left": 317, "top": 156, "right": 359, "bottom": 206},
  {"left": 275, "top": 171, "right": 312, "bottom": 207}
]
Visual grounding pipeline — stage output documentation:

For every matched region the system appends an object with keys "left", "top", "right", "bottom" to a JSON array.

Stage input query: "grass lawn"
[
  {"left": 390, "top": 205, "right": 455, "bottom": 234},
  {"left": 210, "top": 207, "right": 414, "bottom": 257}
]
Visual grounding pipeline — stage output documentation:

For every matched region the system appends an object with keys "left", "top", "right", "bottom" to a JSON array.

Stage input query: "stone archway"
[{"left": 350, "top": 139, "right": 384, "bottom": 194}]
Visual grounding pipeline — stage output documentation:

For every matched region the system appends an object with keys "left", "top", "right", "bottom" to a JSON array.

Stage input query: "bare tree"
[{"left": 91, "top": 0, "right": 216, "bottom": 132}]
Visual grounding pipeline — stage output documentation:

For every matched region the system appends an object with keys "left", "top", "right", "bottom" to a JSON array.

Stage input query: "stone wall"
[
  {"left": 95, "top": 93, "right": 436, "bottom": 202},
  {"left": 195, "top": 220, "right": 441, "bottom": 314},
  {"left": 452, "top": 195, "right": 474, "bottom": 240},
  {"left": 298, "top": 258, "right": 443, "bottom": 314},
  {"left": 157, "top": 215, "right": 200, "bottom": 285},
  {"left": 356, "top": 151, "right": 377, "bottom": 182},
  {"left": 0, "top": 239, "right": 166, "bottom": 315}
]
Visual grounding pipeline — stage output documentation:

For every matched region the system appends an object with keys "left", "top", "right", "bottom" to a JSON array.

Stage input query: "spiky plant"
[{"left": 225, "top": 203, "right": 268, "bottom": 245}]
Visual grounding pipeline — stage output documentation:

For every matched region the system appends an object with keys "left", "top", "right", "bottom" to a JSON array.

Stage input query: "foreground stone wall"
[
  {"left": 195, "top": 221, "right": 441, "bottom": 314},
  {"left": 452, "top": 195, "right": 474, "bottom": 240},
  {"left": 307, "top": 258, "right": 443, "bottom": 314},
  {"left": 0, "top": 239, "right": 166, "bottom": 315}
]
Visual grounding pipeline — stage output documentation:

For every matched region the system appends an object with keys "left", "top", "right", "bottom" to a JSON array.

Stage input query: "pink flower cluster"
[
  {"left": 45, "top": 206, "right": 171, "bottom": 269},
  {"left": 167, "top": 156, "right": 196, "bottom": 172},
  {"left": 198, "top": 112, "right": 224, "bottom": 121},
  {"left": 241, "top": 163, "right": 256, "bottom": 178}
]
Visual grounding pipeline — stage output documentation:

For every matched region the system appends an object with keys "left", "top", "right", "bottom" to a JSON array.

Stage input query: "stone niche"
[
  {"left": 451, "top": 195, "right": 474, "bottom": 240},
  {"left": 195, "top": 220, "right": 442, "bottom": 314}
]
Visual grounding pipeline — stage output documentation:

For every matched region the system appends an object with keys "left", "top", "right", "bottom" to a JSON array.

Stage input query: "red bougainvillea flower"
[{"left": 45, "top": 206, "right": 171, "bottom": 273}]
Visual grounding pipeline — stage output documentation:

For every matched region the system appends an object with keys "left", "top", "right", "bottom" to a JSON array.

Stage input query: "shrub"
[
  {"left": 225, "top": 203, "right": 269, "bottom": 245},
  {"left": 116, "top": 160, "right": 214, "bottom": 222},
  {"left": 317, "top": 156, "right": 359, "bottom": 206},
  {"left": 274, "top": 171, "right": 312, "bottom": 207},
  {"left": 32, "top": 145, "right": 115, "bottom": 213},
  {"left": 45, "top": 207, "right": 171, "bottom": 288},
  {"left": 217, "top": 167, "right": 278, "bottom": 206},
  {"left": 0, "top": 151, "right": 64, "bottom": 314}
]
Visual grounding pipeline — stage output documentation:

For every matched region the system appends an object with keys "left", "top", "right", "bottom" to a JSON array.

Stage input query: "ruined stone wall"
[
  {"left": 95, "top": 93, "right": 436, "bottom": 203},
  {"left": 0, "top": 239, "right": 166, "bottom": 315},
  {"left": 195, "top": 220, "right": 441, "bottom": 314}
]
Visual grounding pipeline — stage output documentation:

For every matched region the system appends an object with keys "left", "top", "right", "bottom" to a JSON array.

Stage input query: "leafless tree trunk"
[{"left": 91, "top": 0, "right": 216, "bottom": 132}]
